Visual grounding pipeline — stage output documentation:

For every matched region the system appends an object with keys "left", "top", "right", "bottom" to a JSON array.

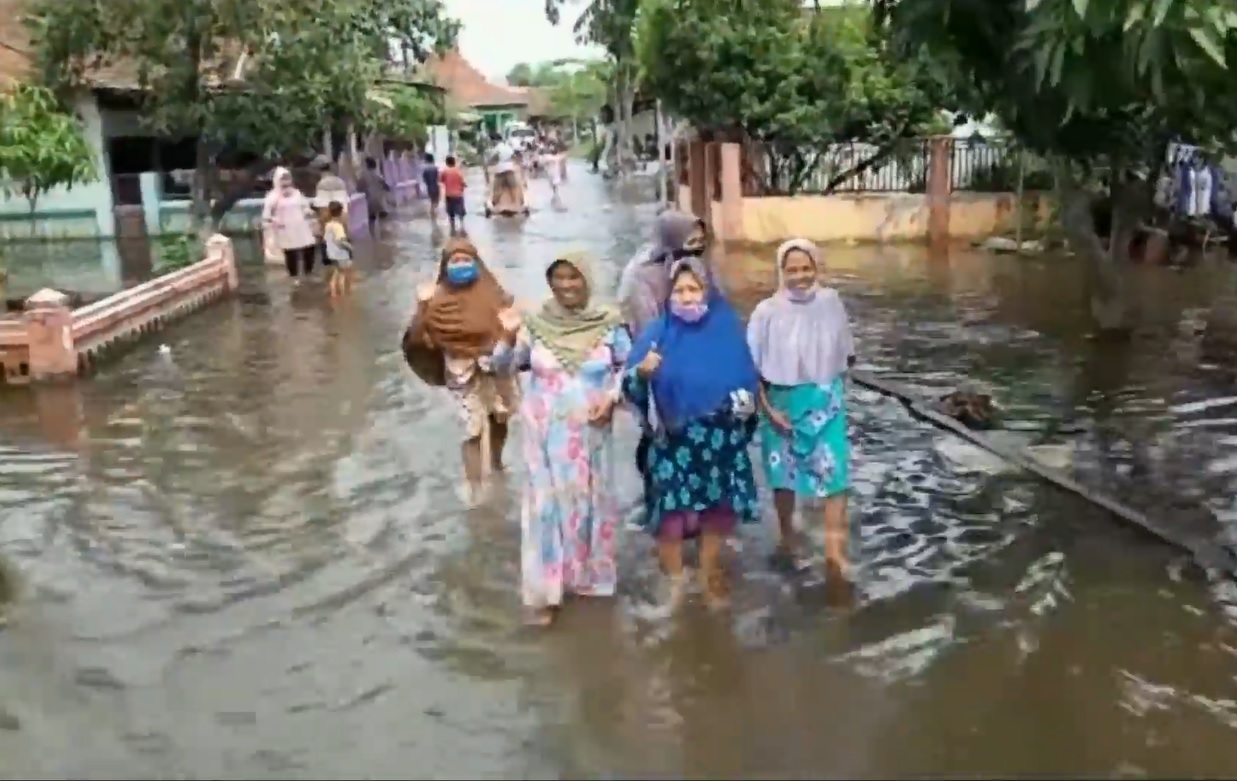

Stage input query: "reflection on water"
[{"left": 2, "top": 169, "right": 1237, "bottom": 777}]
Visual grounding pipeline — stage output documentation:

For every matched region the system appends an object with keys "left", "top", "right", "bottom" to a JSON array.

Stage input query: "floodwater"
[{"left": 3, "top": 164, "right": 1237, "bottom": 778}]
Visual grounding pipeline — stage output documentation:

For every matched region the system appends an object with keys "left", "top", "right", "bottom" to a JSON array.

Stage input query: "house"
[
  {"left": 0, "top": 0, "right": 270, "bottom": 250},
  {"left": 424, "top": 49, "right": 531, "bottom": 136},
  {"left": 0, "top": 4, "right": 121, "bottom": 242}
]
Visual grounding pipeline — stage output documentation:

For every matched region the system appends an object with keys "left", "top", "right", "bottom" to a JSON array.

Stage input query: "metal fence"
[
  {"left": 792, "top": 140, "right": 931, "bottom": 194},
  {"left": 783, "top": 137, "right": 1043, "bottom": 195}
]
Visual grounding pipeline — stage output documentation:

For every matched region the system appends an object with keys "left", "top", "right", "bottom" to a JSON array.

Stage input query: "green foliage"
[
  {"left": 507, "top": 58, "right": 610, "bottom": 121},
  {"left": 635, "top": 0, "right": 957, "bottom": 193},
  {"left": 153, "top": 232, "right": 201, "bottom": 273},
  {"left": 25, "top": 0, "right": 457, "bottom": 224},
  {"left": 875, "top": 0, "right": 1237, "bottom": 168},
  {"left": 0, "top": 83, "right": 97, "bottom": 212},
  {"left": 27, "top": 0, "right": 458, "bottom": 156},
  {"left": 365, "top": 84, "right": 444, "bottom": 144},
  {"left": 506, "top": 63, "right": 534, "bottom": 87}
]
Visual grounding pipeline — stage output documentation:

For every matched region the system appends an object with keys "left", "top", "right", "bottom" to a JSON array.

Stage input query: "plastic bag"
[{"left": 263, "top": 229, "right": 282, "bottom": 264}]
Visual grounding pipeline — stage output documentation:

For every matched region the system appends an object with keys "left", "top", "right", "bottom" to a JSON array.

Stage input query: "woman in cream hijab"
[
  {"left": 493, "top": 251, "right": 631, "bottom": 627},
  {"left": 747, "top": 239, "right": 856, "bottom": 581}
]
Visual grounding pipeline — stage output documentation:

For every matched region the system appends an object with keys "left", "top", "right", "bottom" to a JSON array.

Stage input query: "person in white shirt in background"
[
  {"left": 545, "top": 139, "right": 565, "bottom": 209},
  {"left": 487, "top": 133, "right": 518, "bottom": 211}
]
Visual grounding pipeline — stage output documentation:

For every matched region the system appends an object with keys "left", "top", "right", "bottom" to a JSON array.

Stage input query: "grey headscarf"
[{"left": 618, "top": 210, "right": 706, "bottom": 337}]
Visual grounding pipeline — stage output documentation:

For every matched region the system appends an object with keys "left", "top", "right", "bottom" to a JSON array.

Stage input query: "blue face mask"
[{"left": 445, "top": 261, "right": 479, "bottom": 287}]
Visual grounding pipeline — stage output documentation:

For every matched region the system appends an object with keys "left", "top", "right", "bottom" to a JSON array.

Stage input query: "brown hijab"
[{"left": 402, "top": 238, "right": 513, "bottom": 386}]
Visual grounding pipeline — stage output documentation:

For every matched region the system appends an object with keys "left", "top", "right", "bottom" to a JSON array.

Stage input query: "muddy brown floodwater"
[{"left": 4, "top": 164, "right": 1237, "bottom": 778}]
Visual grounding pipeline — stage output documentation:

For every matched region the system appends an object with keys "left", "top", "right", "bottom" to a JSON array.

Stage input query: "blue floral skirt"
[
  {"left": 758, "top": 378, "right": 850, "bottom": 498},
  {"left": 642, "top": 408, "right": 759, "bottom": 537}
]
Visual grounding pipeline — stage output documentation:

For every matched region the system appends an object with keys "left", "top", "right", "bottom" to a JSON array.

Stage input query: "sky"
[{"left": 443, "top": 0, "right": 603, "bottom": 82}]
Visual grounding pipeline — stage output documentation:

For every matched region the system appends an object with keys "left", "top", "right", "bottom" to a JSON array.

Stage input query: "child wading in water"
[
  {"left": 325, "top": 201, "right": 355, "bottom": 296},
  {"left": 440, "top": 155, "right": 467, "bottom": 234}
]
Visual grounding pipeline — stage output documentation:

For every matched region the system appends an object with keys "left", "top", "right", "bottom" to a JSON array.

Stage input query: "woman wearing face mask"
[
  {"left": 616, "top": 210, "right": 709, "bottom": 520},
  {"left": 747, "top": 239, "right": 855, "bottom": 580},
  {"left": 492, "top": 251, "right": 631, "bottom": 627},
  {"left": 403, "top": 238, "right": 519, "bottom": 501},
  {"left": 261, "top": 167, "right": 319, "bottom": 284},
  {"left": 623, "top": 257, "right": 761, "bottom": 611}
]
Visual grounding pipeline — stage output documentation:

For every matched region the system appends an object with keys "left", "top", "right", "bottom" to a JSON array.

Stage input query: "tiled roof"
[
  {"left": 423, "top": 49, "right": 529, "bottom": 109},
  {"left": 510, "top": 86, "right": 554, "bottom": 117},
  {"left": 0, "top": 0, "right": 249, "bottom": 92},
  {"left": 0, "top": 0, "right": 32, "bottom": 86}
]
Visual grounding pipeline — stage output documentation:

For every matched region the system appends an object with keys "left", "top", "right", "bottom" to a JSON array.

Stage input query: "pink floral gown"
[{"left": 492, "top": 325, "right": 633, "bottom": 609}]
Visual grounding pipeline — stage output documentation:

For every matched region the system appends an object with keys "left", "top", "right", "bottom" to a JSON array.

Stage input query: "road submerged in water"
[{"left": 4, "top": 164, "right": 1237, "bottom": 778}]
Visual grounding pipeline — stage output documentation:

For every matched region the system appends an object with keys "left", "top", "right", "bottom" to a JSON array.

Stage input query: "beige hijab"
[{"left": 525, "top": 251, "right": 621, "bottom": 372}]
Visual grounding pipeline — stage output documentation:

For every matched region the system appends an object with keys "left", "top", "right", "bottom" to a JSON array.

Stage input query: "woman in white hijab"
[
  {"left": 747, "top": 239, "right": 855, "bottom": 580},
  {"left": 261, "top": 166, "right": 318, "bottom": 284}
]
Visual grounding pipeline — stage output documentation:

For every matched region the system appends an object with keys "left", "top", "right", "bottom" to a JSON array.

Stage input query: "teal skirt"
[{"left": 758, "top": 377, "right": 850, "bottom": 498}]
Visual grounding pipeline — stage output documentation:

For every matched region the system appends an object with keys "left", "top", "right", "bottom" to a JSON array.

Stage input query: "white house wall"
[
  {"left": 0, "top": 91, "right": 123, "bottom": 298},
  {"left": 0, "top": 91, "right": 117, "bottom": 240}
]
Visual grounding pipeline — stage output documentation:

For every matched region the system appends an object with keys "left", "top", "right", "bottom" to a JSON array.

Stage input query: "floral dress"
[
  {"left": 493, "top": 326, "right": 632, "bottom": 609},
  {"left": 621, "top": 370, "right": 761, "bottom": 537},
  {"left": 758, "top": 377, "right": 850, "bottom": 497}
]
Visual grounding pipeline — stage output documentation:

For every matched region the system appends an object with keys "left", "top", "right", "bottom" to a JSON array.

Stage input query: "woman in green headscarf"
[{"left": 493, "top": 251, "right": 632, "bottom": 626}]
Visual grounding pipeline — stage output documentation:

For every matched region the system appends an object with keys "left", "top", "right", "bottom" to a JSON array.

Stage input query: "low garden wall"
[{"left": 0, "top": 234, "right": 238, "bottom": 384}]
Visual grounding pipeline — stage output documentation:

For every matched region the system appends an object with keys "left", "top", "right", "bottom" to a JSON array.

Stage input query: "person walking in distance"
[
  {"left": 360, "top": 157, "right": 391, "bottom": 236},
  {"left": 440, "top": 155, "right": 468, "bottom": 235},
  {"left": 261, "top": 166, "right": 318, "bottom": 286},
  {"left": 421, "top": 153, "right": 441, "bottom": 221}
]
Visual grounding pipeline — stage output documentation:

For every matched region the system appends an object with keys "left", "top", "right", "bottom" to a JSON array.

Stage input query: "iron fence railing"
[{"left": 770, "top": 137, "right": 1049, "bottom": 195}]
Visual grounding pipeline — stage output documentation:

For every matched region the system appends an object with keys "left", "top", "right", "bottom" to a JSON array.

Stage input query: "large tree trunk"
[
  {"left": 191, "top": 140, "right": 215, "bottom": 240},
  {"left": 208, "top": 158, "right": 277, "bottom": 232},
  {"left": 1053, "top": 159, "right": 1131, "bottom": 334},
  {"left": 607, "top": 59, "right": 637, "bottom": 178}
]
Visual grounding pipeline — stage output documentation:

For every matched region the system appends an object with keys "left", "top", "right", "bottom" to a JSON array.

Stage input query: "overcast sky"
[{"left": 443, "top": 0, "right": 603, "bottom": 81}]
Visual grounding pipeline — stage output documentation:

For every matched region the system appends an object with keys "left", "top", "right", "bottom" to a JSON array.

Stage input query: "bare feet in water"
[
  {"left": 525, "top": 607, "right": 555, "bottom": 627},
  {"left": 824, "top": 558, "right": 855, "bottom": 608}
]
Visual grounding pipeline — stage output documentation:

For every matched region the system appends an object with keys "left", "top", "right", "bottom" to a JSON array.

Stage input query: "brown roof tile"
[
  {"left": 510, "top": 86, "right": 555, "bottom": 117},
  {"left": 423, "top": 49, "right": 529, "bottom": 109},
  {"left": 0, "top": 0, "right": 32, "bottom": 86},
  {"left": 0, "top": 0, "right": 247, "bottom": 92}
]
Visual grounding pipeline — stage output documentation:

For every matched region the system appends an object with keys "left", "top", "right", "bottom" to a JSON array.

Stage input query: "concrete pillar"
[
  {"left": 138, "top": 172, "right": 163, "bottom": 236},
  {"left": 688, "top": 141, "right": 708, "bottom": 221},
  {"left": 23, "top": 288, "right": 77, "bottom": 382},
  {"left": 702, "top": 142, "right": 719, "bottom": 232},
  {"left": 32, "top": 383, "right": 84, "bottom": 447},
  {"left": 718, "top": 143, "right": 743, "bottom": 244},
  {"left": 206, "top": 234, "right": 238, "bottom": 292},
  {"left": 927, "top": 136, "right": 954, "bottom": 246}
]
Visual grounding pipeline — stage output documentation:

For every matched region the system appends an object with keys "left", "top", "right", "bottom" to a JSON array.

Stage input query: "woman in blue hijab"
[{"left": 623, "top": 256, "right": 761, "bottom": 611}]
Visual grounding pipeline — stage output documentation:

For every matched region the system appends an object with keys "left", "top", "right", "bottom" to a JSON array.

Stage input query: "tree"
[
  {"left": 365, "top": 83, "right": 445, "bottom": 148},
  {"left": 874, "top": 0, "right": 1237, "bottom": 331},
  {"left": 506, "top": 62, "right": 534, "bottom": 87},
  {"left": 634, "top": 0, "right": 958, "bottom": 194},
  {"left": 503, "top": 58, "right": 609, "bottom": 125},
  {"left": 546, "top": 0, "right": 642, "bottom": 175},
  {"left": 0, "top": 83, "right": 97, "bottom": 226},
  {"left": 25, "top": 0, "right": 457, "bottom": 231},
  {"left": 544, "top": 62, "right": 609, "bottom": 126}
]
